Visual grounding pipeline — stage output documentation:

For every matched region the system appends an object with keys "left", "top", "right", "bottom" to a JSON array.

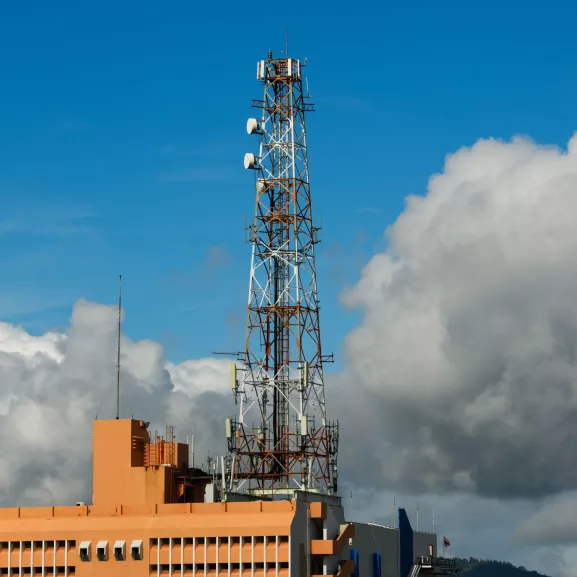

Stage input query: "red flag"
[{"left": 443, "top": 537, "right": 450, "bottom": 547}]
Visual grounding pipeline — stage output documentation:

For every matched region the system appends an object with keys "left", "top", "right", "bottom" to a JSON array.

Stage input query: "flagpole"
[{"left": 350, "top": 490, "right": 353, "bottom": 522}]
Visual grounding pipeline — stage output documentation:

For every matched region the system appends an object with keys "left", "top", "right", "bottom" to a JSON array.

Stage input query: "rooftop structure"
[{"left": 0, "top": 417, "right": 445, "bottom": 577}]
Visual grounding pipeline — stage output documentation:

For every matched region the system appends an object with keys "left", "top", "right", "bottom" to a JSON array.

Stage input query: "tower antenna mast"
[
  {"left": 226, "top": 51, "right": 339, "bottom": 499},
  {"left": 115, "top": 274, "right": 122, "bottom": 420}
]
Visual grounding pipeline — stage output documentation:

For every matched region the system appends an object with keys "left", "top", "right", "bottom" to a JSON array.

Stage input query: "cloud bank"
[
  {"left": 0, "top": 299, "right": 232, "bottom": 507},
  {"left": 340, "top": 134, "right": 577, "bottom": 499}
]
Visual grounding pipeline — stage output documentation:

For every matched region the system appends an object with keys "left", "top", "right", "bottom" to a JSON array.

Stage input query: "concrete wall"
[
  {"left": 323, "top": 499, "right": 345, "bottom": 575},
  {"left": 289, "top": 492, "right": 346, "bottom": 577},
  {"left": 345, "top": 525, "right": 437, "bottom": 577},
  {"left": 413, "top": 531, "right": 436, "bottom": 559},
  {"left": 344, "top": 523, "right": 399, "bottom": 577},
  {"left": 287, "top": 495, "right": 438, "bottom": 577},
  {"left": 290, "top": 496, "right": 310, "bottom": 577}
]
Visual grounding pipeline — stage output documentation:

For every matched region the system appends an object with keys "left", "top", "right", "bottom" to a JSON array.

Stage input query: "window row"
[
  {"left": 150, "top": 563, "right": 290, "bottom": 572},
  {"left": 153, "top": 537, "right": 289, "bottom": 547},
  {"left": 150, "top": 564, "right": 290, "bottom": 571},
  {"left": 78, "top": 540, "right": 143, "bottom": 562},
  {"left": 0, "top": 567, "right": 75, "bottom": 575},
  {"left": 0, "top": 542, "right": 75, "bottom": 551}
]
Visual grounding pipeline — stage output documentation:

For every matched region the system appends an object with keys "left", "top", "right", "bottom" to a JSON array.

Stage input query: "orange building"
[{"left": 0, "top": 419, "right": 440, "bottom": 577}]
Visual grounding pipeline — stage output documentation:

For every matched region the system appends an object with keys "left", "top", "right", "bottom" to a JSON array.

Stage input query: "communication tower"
[{"left": 225, "top": 50, "right": 339, "bottom": 499}]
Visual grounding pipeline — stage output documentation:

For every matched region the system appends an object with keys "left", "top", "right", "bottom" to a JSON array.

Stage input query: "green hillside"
[{"left": 452, "top": 557, "right": 550, "bottom": 577}]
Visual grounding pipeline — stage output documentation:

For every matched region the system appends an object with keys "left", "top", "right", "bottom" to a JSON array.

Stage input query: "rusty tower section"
[{"left": 225, "top": 51, "right": 339, "bottom": 499}]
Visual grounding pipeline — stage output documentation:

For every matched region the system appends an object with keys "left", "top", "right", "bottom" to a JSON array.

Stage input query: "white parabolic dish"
[{"left": 244, "top": 153, "right": 256, "bottom": 170}]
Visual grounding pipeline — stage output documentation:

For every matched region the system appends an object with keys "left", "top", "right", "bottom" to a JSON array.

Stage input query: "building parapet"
[{"left": 0, "top": 500, "right": 296, "bottom": 521}]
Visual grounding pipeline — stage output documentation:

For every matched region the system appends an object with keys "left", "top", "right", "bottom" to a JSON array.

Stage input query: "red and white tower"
[{"left": 225, "top": 51, "right": 339, "bottom": 499}]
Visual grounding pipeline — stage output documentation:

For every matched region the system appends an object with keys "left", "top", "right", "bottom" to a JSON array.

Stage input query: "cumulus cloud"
[
  {"left": 516, "top": 492, "right": 577, "bottom": 546},
  {"left": 339, "top": 134, "right": 577, "bottom": 499},
  {"left": 0, "top": 299, "right": 232, "bottom": 507}
]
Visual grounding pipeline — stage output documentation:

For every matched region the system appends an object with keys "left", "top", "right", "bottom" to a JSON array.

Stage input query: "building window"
[
  {"left": 373, "top": 553, "right": 382, "bottom": 577},
  {"left": 429, "top": 544, "right": 433, "bottom": 556},
  {"left": 351, "top": 550, "right": 359, "bottom": 577}
]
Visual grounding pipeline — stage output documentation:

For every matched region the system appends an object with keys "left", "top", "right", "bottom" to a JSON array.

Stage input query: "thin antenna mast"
[
  {"left": 350, "top": 490, "right": 353, "bottom": 521},
  {"left": 191, "top": 422, "right": 195, "bottom": 468},
  {"left": 115, "top": 274, "right": 122, "bottom": 420}
]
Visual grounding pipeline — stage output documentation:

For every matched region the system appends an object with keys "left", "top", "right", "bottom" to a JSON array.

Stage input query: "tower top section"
[{"left": 256, "top": 53, "right": 305, "bottom": 82}]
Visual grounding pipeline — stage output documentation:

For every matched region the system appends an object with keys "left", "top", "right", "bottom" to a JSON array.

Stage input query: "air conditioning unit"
[
  {"left": 131, "top": 540, "right": 143, "bottom": 561},
  {"left": 96, "top": 541, "right": 108, "bottom": 561},
  {"left": 79, "top": 541, "right": 91, "bottom": 562},
  {"left": 114, "top": 540, "right": 126, "bottom": 561}
]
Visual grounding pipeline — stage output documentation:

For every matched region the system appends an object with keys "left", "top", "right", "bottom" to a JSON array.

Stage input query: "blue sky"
[{"left": 1, "top": 1, "right": 577, "bottom": 365}]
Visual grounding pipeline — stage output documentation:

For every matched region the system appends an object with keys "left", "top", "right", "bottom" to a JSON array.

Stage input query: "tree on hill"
[{"left": 451, "top": 557, "right": 550, "bottom": 577}]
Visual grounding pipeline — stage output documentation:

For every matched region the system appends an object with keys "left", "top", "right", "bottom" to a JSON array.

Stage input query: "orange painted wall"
[
  {"left": 0, "top": 419, "right": 299, "bottom": 577},
  {"left": 0, "top": 501, "right": 295, "bottom": 577},
  {"left": 93, "top": 419, "right": 191, "bottom": 507}
]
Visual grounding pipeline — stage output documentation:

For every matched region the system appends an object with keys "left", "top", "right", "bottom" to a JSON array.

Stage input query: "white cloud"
[
  {"left": 0, "top": 298, "right": 233, "bottom": 507},
  {"left": 338, "top": 133, "right": 577, "bottom": 501},
  {"left": 516, "top": 492, "right": 577, "bottom": 546}
]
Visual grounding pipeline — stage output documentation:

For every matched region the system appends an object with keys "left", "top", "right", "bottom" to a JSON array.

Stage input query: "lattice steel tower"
[{"left": 224, "top": 51, "right": 339, "bottom": 499}]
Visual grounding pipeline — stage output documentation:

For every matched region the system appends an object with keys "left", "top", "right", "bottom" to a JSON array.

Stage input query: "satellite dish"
[
  {"left": 247, "top": 118, "right": 260, "bottom": 135},
  {"left": 244, "top": 153, "right": 257, "bottom": 170}
]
